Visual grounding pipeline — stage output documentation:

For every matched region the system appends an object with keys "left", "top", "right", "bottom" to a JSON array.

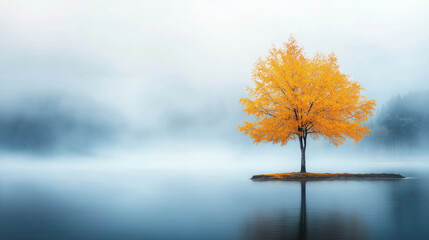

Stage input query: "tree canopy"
[{"left": 238, "top": 36, "right": 376, "bottom": 147}]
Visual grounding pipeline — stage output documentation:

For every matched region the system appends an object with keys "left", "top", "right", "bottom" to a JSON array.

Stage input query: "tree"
[{"left": 238, "top": 36, "right": 376, "bottom": 172}]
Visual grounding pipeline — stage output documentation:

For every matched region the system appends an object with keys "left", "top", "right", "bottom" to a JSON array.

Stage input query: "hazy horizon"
[
  {"left": 1, "top": 1, "right": 429, "bottom": 138},
  {"left": 1, "top": 0, "right": 429, "bottom": 158}
]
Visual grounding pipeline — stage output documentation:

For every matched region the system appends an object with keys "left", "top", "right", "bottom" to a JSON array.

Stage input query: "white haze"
[{"left": 0, "top": 0, "right": 429, "bottom": 171}]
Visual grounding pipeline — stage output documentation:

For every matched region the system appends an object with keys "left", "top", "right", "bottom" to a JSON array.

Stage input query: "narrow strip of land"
[{"left": 251, "top": 172, "right": 405, "bottom": 181}]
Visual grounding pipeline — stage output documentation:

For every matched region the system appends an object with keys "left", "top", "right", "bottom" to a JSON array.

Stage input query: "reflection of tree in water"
[{"left": 242, "top": 182, "right": 370, "bottom": 240}]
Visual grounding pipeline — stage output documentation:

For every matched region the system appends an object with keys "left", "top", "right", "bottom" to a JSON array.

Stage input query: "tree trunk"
[{"left": 299, "top": 136, "right": 306, "bottom": 173}]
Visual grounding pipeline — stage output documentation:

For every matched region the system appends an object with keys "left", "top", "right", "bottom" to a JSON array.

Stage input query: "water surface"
[{"left": 1, "top": 162, "right": 428, "bottom": 240}]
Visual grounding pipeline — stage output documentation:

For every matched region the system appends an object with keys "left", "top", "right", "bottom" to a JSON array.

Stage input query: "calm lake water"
[{"left": 1, "top": 161, "right": 429, "bottom": 240}]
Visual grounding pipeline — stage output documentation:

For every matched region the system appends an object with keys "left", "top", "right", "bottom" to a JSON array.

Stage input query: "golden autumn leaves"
[{"left": 238, "top": 36, "right": 376, "bottom": 147}]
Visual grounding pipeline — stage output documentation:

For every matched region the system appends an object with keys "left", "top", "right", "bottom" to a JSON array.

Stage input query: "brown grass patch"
[{"left": 251, "top": 172, "right": 405, "bottom": 181}]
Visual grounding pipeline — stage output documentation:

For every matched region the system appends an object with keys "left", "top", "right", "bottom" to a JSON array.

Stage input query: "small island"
[{"left": 251, "top": 172, "right": 405, "bottom": 181}]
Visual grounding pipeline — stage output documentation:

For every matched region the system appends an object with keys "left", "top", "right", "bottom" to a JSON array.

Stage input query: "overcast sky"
[{"left": 1, "top": 0, "right": 429, "bottom": 128}]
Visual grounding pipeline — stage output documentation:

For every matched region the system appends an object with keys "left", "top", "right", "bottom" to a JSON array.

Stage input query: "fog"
[
  {"left": 1, "top": 0, "right": 429, "bottom": 170},
  {"left": 3, "top": 3, "right": 429, "bottom": 240}
]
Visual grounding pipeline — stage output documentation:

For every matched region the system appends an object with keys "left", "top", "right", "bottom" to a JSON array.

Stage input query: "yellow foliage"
[{"left": 238, "top": 36, "right": 376, "bottom": 146}]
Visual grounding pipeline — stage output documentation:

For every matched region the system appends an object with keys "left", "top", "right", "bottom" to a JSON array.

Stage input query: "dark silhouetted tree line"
[{"left": 369, "top": 91, "right": 429, "bottom": 149}]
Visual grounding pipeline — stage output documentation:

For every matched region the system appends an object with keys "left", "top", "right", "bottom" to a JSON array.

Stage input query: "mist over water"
[
  {"left": 1, "top": 0, "right": 429, "bottom": 239},
  {"left": 1, "top": 80, "right": 429, "bottom": 240},
  {"left": 1, "top": 152, "right": 429, "bottom": 240}
]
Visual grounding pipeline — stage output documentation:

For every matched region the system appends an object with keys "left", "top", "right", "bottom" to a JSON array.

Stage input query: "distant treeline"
[
  {"left": 368, "top": 91, "right": 429, "bottom": 149},
  {"left": 0, "top": 95, "right": 118, "bottom": 155}
]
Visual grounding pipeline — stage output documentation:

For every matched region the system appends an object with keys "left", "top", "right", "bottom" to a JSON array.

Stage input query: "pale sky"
[{"left": 1, "top": 0, "right": 428, "bottom": 125}]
